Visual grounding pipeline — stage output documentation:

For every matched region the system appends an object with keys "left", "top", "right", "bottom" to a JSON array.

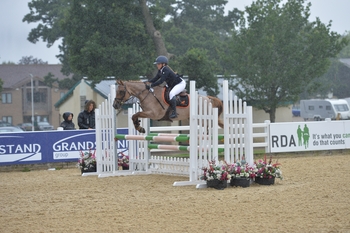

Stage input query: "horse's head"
[{"left": 113, "top": 80, "right": 130, "bottom": 109}]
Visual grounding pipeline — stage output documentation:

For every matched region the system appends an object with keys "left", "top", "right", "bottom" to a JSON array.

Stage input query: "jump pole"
[
  {"left": 148, "top": 144, "right": 224, "bottom": 153},
  {"left": 115, "top": 134, "right": 190, "bottom": 142},
  {"left": 115, "top": 133, "right": 224, "bottom": 142}
]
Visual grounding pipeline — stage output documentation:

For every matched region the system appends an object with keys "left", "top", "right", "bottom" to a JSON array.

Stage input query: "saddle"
[
  {"left": 157, "top": 87, "right": 189, "bottom": 122},
  {"left": 163, "top": 87, "right": 189, "bottom": 107}
]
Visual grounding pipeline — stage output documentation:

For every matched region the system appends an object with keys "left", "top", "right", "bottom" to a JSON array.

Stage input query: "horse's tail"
[{"left": 207, "top": 96, "right": 224, "bottom": 128}]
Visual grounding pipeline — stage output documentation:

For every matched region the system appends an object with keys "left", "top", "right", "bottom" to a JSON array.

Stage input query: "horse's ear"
[{"left": 117, "top": 80, "right": 123, "bottom": 85}]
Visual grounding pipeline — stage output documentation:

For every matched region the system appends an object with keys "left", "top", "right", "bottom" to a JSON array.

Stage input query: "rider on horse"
[{"left": 146, "top": 56, "right": 186, "bottom": 118}]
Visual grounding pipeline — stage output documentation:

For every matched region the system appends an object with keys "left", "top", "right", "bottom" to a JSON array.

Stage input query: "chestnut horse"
[{"left": 113, "top": 80, "right": 224, "bottom": 133}]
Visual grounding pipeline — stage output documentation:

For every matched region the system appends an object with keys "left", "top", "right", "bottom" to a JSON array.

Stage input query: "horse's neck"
[{"left": 127, "top": 82, "right": 144, "bottom": 97}]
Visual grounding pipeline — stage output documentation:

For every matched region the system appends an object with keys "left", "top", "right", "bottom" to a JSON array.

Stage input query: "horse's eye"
[{"left": 119, "top": 90, "right": 125, "bottom": 96}]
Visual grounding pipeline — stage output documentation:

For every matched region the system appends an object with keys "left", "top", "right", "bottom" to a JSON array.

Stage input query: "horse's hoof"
[{"left": 139, "top": 128, "right": 145, "bottom": 134}]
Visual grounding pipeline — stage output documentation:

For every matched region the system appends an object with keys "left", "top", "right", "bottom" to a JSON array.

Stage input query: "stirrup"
[{"left": 170, "top": 111, "right": 177, "bottom": 118}]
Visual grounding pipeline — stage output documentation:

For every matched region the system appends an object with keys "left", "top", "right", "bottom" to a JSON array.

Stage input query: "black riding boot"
[{"left": 169, "top": 97, "right": 177, "bottom": 118}]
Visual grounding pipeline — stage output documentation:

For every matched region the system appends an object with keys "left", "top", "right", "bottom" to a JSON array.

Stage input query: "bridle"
[
  {"left": 114, "top": 84, "right": 131, "bottom": 107},
  {"left": 114, "top": 82, "right": 152, "bottom": 108}
]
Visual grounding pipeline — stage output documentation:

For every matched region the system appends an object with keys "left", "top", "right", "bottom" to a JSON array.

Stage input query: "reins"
[
  {"left": 144, "top": 82, "right": 165, "bottom": 110},
  {"left": 116, "top": 82, "right": 165, "bottom": 110}
]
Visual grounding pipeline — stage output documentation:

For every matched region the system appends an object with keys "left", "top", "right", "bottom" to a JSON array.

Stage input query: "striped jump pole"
[
  {"left": 148, "top": 133, "right": 224, "bottom": 141},
  {"left": 115, "top": 134, "right": 189, "bottom": 142},
  {"left": 148, "top": 144, "right": 190, "bottom": 151},
  {"left": 116, "top": 133, "right": 224, "bottom": 141},
  {"left": 148, "top": 144, "right": 225, "bottom": 153}
]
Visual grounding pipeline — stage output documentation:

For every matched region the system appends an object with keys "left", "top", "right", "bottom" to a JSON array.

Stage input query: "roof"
[
  {"left": 339, "top": 58, "right": 350, "bottom": 69},
  {"left": 0, "top": 64, "right": 71, "bottom": 88},
  {"left": 54, "top": 79, "right": 118, "bottom": 108},
  {"left": 54, "top": 80, "right": 81, "bottom": 108},
  {"left": 90, "top": 79, "right": 117, "bottom": 99}
]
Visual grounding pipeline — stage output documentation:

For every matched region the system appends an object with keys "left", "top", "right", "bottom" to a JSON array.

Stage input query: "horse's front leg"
[{"left": 131, "top": 112, "right": 152, "bottom": 134}]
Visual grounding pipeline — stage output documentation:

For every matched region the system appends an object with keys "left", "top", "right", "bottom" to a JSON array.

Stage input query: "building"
[
  {"left": 0, "top": 65, "right": 71, "bottom": 128},
  {"left": 54, "top": 78, "right": 132, "bottom": 128}
]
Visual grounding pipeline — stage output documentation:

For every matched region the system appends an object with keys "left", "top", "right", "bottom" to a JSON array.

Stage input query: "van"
[{"left": 300, "top": 99, "right": 350, "bottom": 121}]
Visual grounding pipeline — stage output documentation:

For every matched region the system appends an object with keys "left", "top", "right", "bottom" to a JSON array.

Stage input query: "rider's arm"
[
  {"left": 148, "top": 70, "right": 160, "bottom": 83},
  {"left": 151, "top": 68, "right": 170, "bottom": 87}
]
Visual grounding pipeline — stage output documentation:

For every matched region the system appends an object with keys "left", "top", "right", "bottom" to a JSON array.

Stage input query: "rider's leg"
[
  {"left": 169, "top": 96, "right": 177, "bottom": 118},
  {"left": 169, "top": 81, "right": 186, "bottom": 118}
]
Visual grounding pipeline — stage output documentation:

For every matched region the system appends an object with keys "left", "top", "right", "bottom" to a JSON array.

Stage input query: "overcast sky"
[{"left": 1, "top": 0, "right": 349, "bottom": 65}]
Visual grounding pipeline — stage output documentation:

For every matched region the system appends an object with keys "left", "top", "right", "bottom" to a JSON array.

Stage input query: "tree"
[
  {"left": 301, "top": 32, "right": 350, "bottom": 99},
  {"left": 43, "top": 72, "right": 82, "bottom": 89},
  {"left": 18, "top": 56, "right": 48, "bottom": 65},
  {"left": 160, "top": 0, "right": 241, "bottom": 75},
  {"left": 0, "top": 79, "right": 3, "bottom": 94},
  {"left": 23, "top": 0, "right": 78, "bottom": 76},
  {"left": 23, "top": 0, "right": 240, "bottom": 85},
  {"left": 225, "top": 0, "right": 348, "bottom": 122},
  {"left": 63, "top": 0, "right": 158, "bottom": 84},
  {"left": 179, "top": 48, "right": 219, "bottom": 96},
  {"left": 1, "top": 61, "right": 16, "bottom": 65}
]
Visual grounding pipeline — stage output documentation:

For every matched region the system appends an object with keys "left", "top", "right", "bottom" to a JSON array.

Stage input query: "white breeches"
[{"left": 169, "top": 80, "right": 186, "bottom": 99}]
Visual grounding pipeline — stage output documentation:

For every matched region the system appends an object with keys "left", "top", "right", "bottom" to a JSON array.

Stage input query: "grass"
[{"left": 21, "top": 167, "right": 31, "bottom": 172}]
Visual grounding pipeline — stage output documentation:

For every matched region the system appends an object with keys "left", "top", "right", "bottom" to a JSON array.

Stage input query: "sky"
[{"left": 0, "top": 0, "right": 349, "bottom": 65}]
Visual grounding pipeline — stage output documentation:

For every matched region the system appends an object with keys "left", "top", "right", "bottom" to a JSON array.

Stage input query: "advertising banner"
[
  {"left": 0, "top": 128, "right": 128, "bottom": 166},
  {"left": 269, "top": 121, "right": 350, "bottom": 152}
]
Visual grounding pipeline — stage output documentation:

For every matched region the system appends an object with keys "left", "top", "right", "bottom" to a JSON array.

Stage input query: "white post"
[
  {"left": 189, "top": 81, "right": 198, "bottom": 182},
  {"left": 245, "top": 106, "right": 254, "bottom": 165},
  {"left": 223, "top": 80, "right": 229, "bottom": 161}
]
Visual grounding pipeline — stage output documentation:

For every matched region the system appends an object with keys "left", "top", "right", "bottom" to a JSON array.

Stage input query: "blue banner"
[{"left": 0, "top": 128, "right": 128, "bottom": 166}]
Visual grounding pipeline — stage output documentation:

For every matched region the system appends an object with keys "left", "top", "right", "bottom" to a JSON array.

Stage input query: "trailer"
[{"left": 300, "top": 99, "right": 350, "bottom": 121}]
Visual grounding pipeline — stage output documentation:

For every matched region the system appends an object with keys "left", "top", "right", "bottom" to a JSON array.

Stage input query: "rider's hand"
[
  {"left": 145, "top": 84, "right": 150, "bottom": 90},
  {"left": 149, "top": 88, "right": 154, "bottom": 93}
]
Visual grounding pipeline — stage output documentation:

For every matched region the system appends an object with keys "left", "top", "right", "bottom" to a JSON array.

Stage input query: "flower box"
[
  {"left": 78, "top": 149, "right": 96, "bottom": 174},
  {"left": 230, "top": 177, "right": 251, "bottom": 188},
  {"left": 118, "top": 153, "right": 129, "bottom": 170},
  {"left": 81, "top": 165, "right": 96, "bottom": 174},
  {"left": 254, "top": 155, "right": 283, "bottom": 182},
  {"left": 202, "top": 160, "right": 231, "bottom": 190},
  {"left": 207, "top": 179, "right": 228, "bottom": 190},
  {"left": 255, "top": 176, "right": 275, "bottom": 185}
]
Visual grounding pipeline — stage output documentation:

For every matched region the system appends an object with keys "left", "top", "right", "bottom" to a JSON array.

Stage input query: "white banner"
[{"left": 269, "top": 120, "right": 350, "bottom": 152}]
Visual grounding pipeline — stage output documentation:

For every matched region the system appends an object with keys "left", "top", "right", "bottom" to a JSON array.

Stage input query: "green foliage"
[
  {"left": 43, "top": 71, "right": 81, "bottom": 90},
  {"left": 23, "top": 0, "right": 75, "bottom": 75},
  {"left": 337, "top": 32, "right": 350, "bottom": 58},
  {"left": 62, "top": 0, "right": 155, "bottom": 83},
  {"left": 23, "top": 0, "right": 68, "bottom": 47},
  {"left": 225, "top": 0, "right": 348, "bottom": 122},
  {"left": 0, "top": 78, "right": 3, "bottom": 94},
  {"left": 23, "top": 0, "right": 240, "bottom": 84},
  {"left": 21, "top": 167, "right": 31, "bottom": 172},
  {"left": 43, "top": 73, "right": 58, "bottom": 88},
  {"left": 179, "top": 48, "right": 218, "bottom": 96},
  {"left": 58, "top": 73, "right": 81, "bottom": 90},
  {"left": 18, "top": 56, "right": 48, "bottom": 65},
  {"left": 161, "top": 0, "right": 240, "bottom": 75},
  {"left": 1, "top": 61, "right": 16, "bottom": 65}
]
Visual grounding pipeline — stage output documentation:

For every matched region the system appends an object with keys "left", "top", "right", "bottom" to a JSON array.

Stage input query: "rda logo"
[
  {"left": 271, "top": 124, "right": 310, "bottom": 149},
  {"left": 297, "top": 124, "right": 310, "bottom": 149}
]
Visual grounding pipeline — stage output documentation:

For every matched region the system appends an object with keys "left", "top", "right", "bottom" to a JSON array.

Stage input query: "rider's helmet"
[{"left": 153, "top": 55, "right": 168, "bottom": 65}]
